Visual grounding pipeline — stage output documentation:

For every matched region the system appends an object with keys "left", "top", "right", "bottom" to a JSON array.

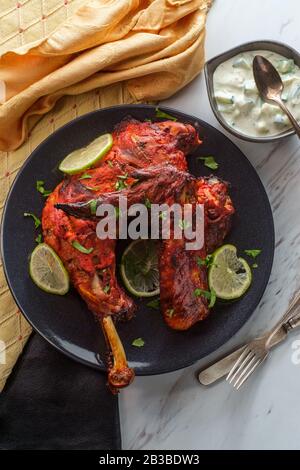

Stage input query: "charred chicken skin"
[
  {"left": 159, "top": 176, "right": 235, "bottom": 331},
  {"left": 42, "top": 118, "right": 201, "bottom": 390},
  {"left": 43, "top": 185, "right": 136, "bottom": 391},
  {"left": 56, "top": 164, "right": 197, "bottom": 218},
  {"left": 53, "top": 119, "right": 235, "bottom": 336},
  {"left": 197, "top": 176, "right": 235, "bottom": 254},
  {"left": 160, "top": 238, "right": 209, "bottom": 330},
  {"left": 44, "top": 117, "right": 235, "bottom": 383}
]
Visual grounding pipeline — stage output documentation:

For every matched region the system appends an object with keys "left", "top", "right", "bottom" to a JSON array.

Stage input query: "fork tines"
[{"left": 226, "top": 346, "right": 264, "bottom": 390}]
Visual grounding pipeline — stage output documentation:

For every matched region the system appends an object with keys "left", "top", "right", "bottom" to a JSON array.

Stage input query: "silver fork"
[{"left": 226, "top": 295, "right": 300, "bottom": 390}]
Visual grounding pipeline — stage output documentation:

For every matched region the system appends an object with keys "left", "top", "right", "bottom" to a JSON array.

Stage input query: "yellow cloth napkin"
[
  {"left": 0, "top": 0, "right": 211, "bottom": 391},
  {"left": 0, "top": 0, "right": 212, "bottom": 151}
]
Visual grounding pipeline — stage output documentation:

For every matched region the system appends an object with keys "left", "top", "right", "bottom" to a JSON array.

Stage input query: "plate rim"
[{"left": 0, "top": 104, "right": 275, "bottom": 375}]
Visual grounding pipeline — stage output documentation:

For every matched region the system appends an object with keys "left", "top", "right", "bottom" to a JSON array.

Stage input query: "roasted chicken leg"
[
  {"left": 58, "top": 167, "right": 235, "bottom": 331},
  {"left": 55, "top": 177, "right": 235, "bottom": 332},
  {"left": 42, "top": 118, "right": 200, "bottom": 390},
  {"left": 160, "top": 176, "right": 235, "bottom": 330}
]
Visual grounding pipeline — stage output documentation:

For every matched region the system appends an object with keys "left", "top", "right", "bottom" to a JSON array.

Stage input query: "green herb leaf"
[
  {"left": 36, "top": 180, "right": 45, "bottom": 193},
  {"left": 146, "top": 298, "right": 160, "bottom": 310},
  {"left": 194, "top": 288, "right": 216, "bottom": 308},
  {"left": 90, "top": 199, "right": 98, "bottom": 215},
  {"left": 145, "top": 198, "right": 152, "bottom": 209},
  {"left": 115, "top": 179, "right": 128, "bottom": 191},
  {"left": 24, "top": 212, "right": 41, "bottom": 229},
  {"left": 159, "top": 211, "right": 167, "bottom": 220},
  {"left": 155, "top": 107, "right": 177, "bottom": 121},
  {"left": 194, "top": 288, "right": 206, "bottom": 297},
  {"left": 196, "top": 254, "right": 214, "bottom": 268},
  {"left": 117, "top": 172, "right": 128, "bottom": 180},
  {"left": 252, "top": 263, "right": 258, "bottom": 268},
  {"left": 198, "top": 156, "right": 219, "bottom": 170},
  {"left": 114, "top": 207, "right": 121, "bottom": 219},
  {"left": 35, "top": 234, "right": 42, "bottom": 244},
  {"left": 205, "top": 254, "right": 214, "bottom": 268},
  {"left": 244, "top": 249, "right": 262, "bottom": 259},
  {"left": 132, "top": 337, "right": 145, "bottom": 348},
  {"left": 196, "top": 256, "right": 206, "bottom": 267},
  {"left": 36, "top": 180, "right": 52, "bottom": 196},
  {"left": 103, "top": 285, "right": 110, "bottom": 294},
  {"left": 85, "top": 185, "right": 101, "bottom": 191},
  {"left": 209, "top": 288, "right": 217, "bottom": 308},
  {"left": 107, "top": 160, "right": 114, "bottom": 168},
  {"left": 166, "top": 308, "right": 174, "bottom": 318},
  {"left": 79, "top": 173, "right": 92, "bottom": 180},
  {"left": 72, "top": 240, "right": 94, "bottom": 254},
  {"left": 178, "top": 219, "right": 190, "bottom": 230}
]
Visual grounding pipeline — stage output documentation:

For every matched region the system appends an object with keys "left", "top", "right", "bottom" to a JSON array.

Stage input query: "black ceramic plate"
[{"left": 1, "top": 105, "right": 274, "bottom": 375}]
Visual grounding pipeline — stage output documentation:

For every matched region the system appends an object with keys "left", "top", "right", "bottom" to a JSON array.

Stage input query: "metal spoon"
[{"left": 253, "top": 55, "right": 300, "bottom": 138}]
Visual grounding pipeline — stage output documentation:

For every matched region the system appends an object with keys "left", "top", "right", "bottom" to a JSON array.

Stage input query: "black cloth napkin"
[{"left": 0, "top": 333, "right": 121, "bottom": 450}]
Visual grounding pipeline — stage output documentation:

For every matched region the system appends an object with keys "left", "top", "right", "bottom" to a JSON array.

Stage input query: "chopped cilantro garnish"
[
  {"left": 79, "top": 173, "right": 92, "bottom": 180},
  {"left": 35, "top": 234, "right": 42, "bottom": 244},
  {"left": 196, "top": 257, "right": 206, "bottom": 267},
  {"left": 196, "top": 254, "right": 214, "bottom": 268},
  {"left": 24, "top": 212, "right": 41, "bottom": 229},
  {"left": 72, "top": 240, "right": 94, "bottom": 254},
  {"left": 85, "top": 185, "right": 101, "bottom": 191},
  {"left": 114, "top": 207, "right": 121, "bottom": 219},
  {"left": 198, "top": 156, "right": 219, "bottom": 170},
  {"left": 166, "top": 308, "right": 174, "bottom": 318},
  {"left": 36, "top": 180, "right": 52, "bottom": 197},
  {"left": 155, "top": 107, "right": 177, "bottom": 121},
  {"left": 146, "top": 298, "right": 160, "bottom": 310},
  {"left": 178, "top": 219, "right": 190, "bottom": 230},
  {"left": 208, "top": 288, "right": 217, "bottom": 308},
  {"left": 159, "top": 211, "right": 167, "bottom": 220},
  {"left": 132, "top": 338, "right": 145, "bottom": 348},
  {"left": 145, "top": 198, "right": 152, "bottom": 209},
  {"left": 117, "top": 173, "right": 128, "bottom": 180},
  {"left": 90, "top": 199, "right": 98, "bottom": 215},
  {"left": 115, "top": 179, "right": 128, "bottom": 191},
  {"left": 194, "top": 287, "right": 216, "bottom": 308},
  {"left": 244, "top": 249, "right": 262, "bottom": 259}
]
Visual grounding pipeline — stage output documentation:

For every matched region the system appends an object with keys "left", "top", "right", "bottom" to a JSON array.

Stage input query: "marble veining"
[{"left": 119, "top": 0, "right": 300, "bottom": 450}]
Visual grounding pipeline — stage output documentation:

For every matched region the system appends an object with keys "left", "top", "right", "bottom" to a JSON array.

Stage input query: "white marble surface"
[{"left": 119, "top": 0, "right": 300, "bottom": 450}]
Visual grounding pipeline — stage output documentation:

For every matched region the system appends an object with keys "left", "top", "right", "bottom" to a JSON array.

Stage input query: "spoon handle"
[{"left": 275, "top": 98, "right": 300, "bottom": 138}]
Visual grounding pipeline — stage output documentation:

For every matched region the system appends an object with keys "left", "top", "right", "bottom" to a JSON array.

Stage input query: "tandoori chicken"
[
  {"left": 43, "top": 117, "right": 235, "bottom": 388},
  {"left": 58, "top": 171, "right": 235, "bottom": 331},
  {"left": 159, "top": 176, "right": 235, "bottom": 330},
  {"left": 42, "top": 118, "right": 202, "bottom": 391}
]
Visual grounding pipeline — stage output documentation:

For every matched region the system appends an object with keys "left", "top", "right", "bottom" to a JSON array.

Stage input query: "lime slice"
[
  {"left": 120, "top": 240, "right": 160, "bottom": 297},
  {"left": 59, "top": 133, "right": 113, "bottom": 175},
  {"left": 29, "top": 243, "right": 70, "bottom": 295},
  {"left": 208, "top": 244, "right": 252, "bottom": 300}
]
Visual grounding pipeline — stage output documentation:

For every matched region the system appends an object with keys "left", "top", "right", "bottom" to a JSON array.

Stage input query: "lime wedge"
[
  {"left": 29, "top": 243, "right": 69, "bottom": 295},
  {"left": 120, "top": 240, "right": 160, "bottom": 297},
  {"left": 59, "top": 133, "right": 113, "bottom": 175},
  {"left": 208, "top": 244, "right": 252, "bottom": 300}
]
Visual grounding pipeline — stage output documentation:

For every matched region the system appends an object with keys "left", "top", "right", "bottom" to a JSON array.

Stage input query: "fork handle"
[
  {"left": 267, "top": 295, "right": 300, "bottom": 346},
  {"left": 285, "top": 311, "right": 300, "bottom": 331},
  {"left": 198, "top": 296, "right": 300, "bottom": 386},
  {"left": 198, "top": 310, "right": 300, "bottom": 386}
]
